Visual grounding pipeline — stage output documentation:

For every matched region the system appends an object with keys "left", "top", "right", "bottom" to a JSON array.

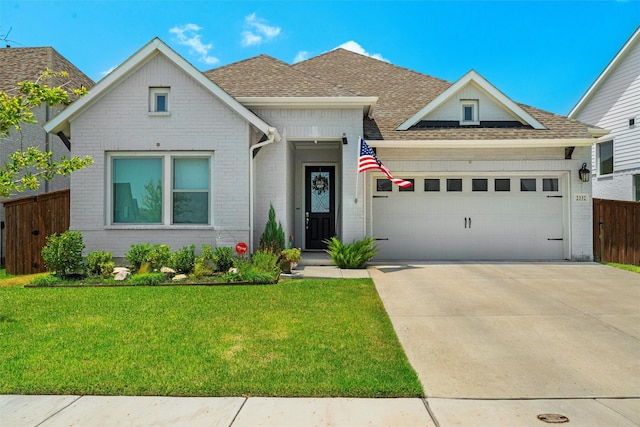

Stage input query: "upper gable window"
[
  {"left": 598, "top": 141, "right": 613, "bottom": 176},
  {"left": 149, "top": 87, "right": 170, "bottom": 114},
  {"left": 460, "top": 100, "right": 479, "bottom": 125}
]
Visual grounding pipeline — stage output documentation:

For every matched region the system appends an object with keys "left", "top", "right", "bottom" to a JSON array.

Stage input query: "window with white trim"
[
  {"left": 149, "top": 87, "right": 170, "bottom": 113},
  {"left": 109, "top": 153, "right": 211, "bottom": 225},
  {"left": 460, "top": 100, "right": 479, "bottom": 125},
  {"left": 598, "top": 141, "right": 613, "bottom": 176}
]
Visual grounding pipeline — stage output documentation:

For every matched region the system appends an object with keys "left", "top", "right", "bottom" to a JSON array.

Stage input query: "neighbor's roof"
[
  {"left": 207, "top": 48, "right": 598, "bottom": 142},
  {"left": 0, "top": 46, "right": 94, "bottom": 95}
]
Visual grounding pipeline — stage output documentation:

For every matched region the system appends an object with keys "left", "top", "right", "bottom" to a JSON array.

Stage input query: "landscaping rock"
[
  {"left": 172, "top": 274, "right": 188, "bottom": 281},
  {"left": 160, "top": 266, "right": 176, "bottom": 275},
  {"left": 113, "top": 267, "right": 131, "bottom": 281}
]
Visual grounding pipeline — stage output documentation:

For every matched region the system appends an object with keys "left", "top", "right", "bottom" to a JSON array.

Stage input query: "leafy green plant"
[
  {"left": 86, "top": 251, "right": 115, "bottom": 278},
  {"left": 41, "top": 230, "right": 85, "bottom": 278},
  {"left": 29, "top": 274, "right": 63, "bottom": 287},
  {"left": 280, "top": 248, "right": 301, "bottom": 262},
  {"left": 127, "top": 272, "right": 165, "bottom": 285},
  {"left": 324, "top": 237, "right": 378, "bottom": 269},
  {"left": 213, "top": 246, "right": 235, "bottom": 272},
  {"left": 171, "top": 245, "right": 196, "bottom": 274},
  {"left": 125, "top": 243, "right": 153, "bottom": 271},
  {"left": 193, "top": 245, "right": 215, "bottom": 278},
  {"left": 251, "top": 250, "right": 280, "bottom": 275},
  {"left": 259, "top": 204, "right": 285, "bottom": 254},
  {"left": 146, "top": 244, "right": 172, "bottom": 270}
]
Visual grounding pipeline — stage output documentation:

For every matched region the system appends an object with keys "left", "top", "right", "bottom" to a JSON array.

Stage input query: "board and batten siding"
[{"left": 70, "top": 53, "right": 252, "bottom": 256}]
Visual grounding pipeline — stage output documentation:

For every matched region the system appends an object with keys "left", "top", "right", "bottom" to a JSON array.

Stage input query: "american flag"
[{"left": 358, "top": 137, "right": 413, "bottom": 188}]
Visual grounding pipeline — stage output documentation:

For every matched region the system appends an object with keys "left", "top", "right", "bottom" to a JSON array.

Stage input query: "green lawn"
[
  {"left": 602, "top": 262, "right": 640, "bottom": 274},
  {"left": 0, "top": 278, "right": 423, "bottom": 397}
]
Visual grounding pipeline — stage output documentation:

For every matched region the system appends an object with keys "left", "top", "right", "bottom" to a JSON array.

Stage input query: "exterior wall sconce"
[
  {"left": 579, "top": 163, "right": 590, "bottom": 182},
  {"left": 342, "top": 133, "right": 348, "bottom": 144}
]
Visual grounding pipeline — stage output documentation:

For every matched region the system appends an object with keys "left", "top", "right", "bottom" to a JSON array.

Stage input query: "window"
[
  {"left": 543, "top": 178, "right": 559, "bottom": 192},
  {"left": 424, "top": 179, "right": 440, "bottom": 192},
  {"left": 399, "top": 179, "right": 414, "bottom": 192},
  {"left": 472, "top": 179, "right": 488, "bottom": 192},
  {"left": 495, "top": 179, "right": 510, "bottom": 192},
  {"left": 598, "top": 141, "right": 613, "bottom": 175},
  {"left": 110, "top": 153, "right": 211, "bottom": 225},
  {"left": 377, "top": 179, "right": 392, "bottom": 192},
  {"left": 447, "top": 178, "right": 462, "bottom": 192},
  {"left": 460, "top": 100, "right": 479, "bottom": 125},
  {"left": 149, "top": 87, "right": 170, "bottom": 113},
  {"left": 520, "top": 178, "right": 537, "bottom": 192},
  {"left": 635, "top": 175, "right": 640, "bottom": 201}
]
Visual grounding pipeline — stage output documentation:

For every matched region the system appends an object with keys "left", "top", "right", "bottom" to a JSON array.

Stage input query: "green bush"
[
  {"left": 193, "top": 244, "right": 215, "bottom": 278},
  {"left": 324, "top": 237, "right": 378, "bottom": 269},
  {"left": 146, "top": 244, "right": 172, "bottom": 270},
  {"left": 29, "top": 274, "right": 62, "bottom": 287},
  {"left": 213, "top": 247, "right": 235, "bottom": 272},
  {"left": 258, "top": 204, "right": 285, "bottom": 254},
  {"left": 171, "top": 245, "right": 196, "bottom": 274},
  {"left": 127, "top": 272, "right": 165, "bottom": 285},
  {"left": 125, "top": 243, "right": 153, "bottom": 271},
  {"left": 86, "top": 251, "right": 115, "bottom": 278},
  {"left": 41, "top": 230, "right": 85, "bottom": 278},
  {"left": 251, "top": 250, "right": 280, "bottom": 275}
]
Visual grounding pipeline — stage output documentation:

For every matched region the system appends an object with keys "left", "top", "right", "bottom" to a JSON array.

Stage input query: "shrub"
[
  {"left": 125, "top": 243, "right": 153, "bottom": 271},
  {"left": 171, "top": 245, "right": 196, "bottom": 274},
  {"left": 127, "top": 272, "right": 165, "bottom": 285},
  {"left": 41, "top": 230, "right": 85, "bottom": 278},
  {"left": 213, "top": 246, "right": 235, "bottom": 272},
  {"left": 146, "top": 244, "right": 172, "bottom": 270},
  {"left": 193, "top": 244, "right": 216, "bottom": 278},
  {"left": 86, "top": 251, "right": 115, "bottom": 278},
  {"left": 29, "top": 274, "right": 62, "bottom": 287},
  {"left": 324, "top": 236, "right": 378, "bottom": 269},
  {"left": 251, "top": 250, "right": 280, "bottom": 275},
  {"left": 258, "top": 204, "right": 285, "bottom": 254}
]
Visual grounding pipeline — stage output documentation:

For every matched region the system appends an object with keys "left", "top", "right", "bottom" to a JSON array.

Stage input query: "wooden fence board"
[
  {"left": 593, "top": 198, "right": 640, "bottom": 265},
  {"left": 2, "top": 189, "right": 70, "bottom": 275}
]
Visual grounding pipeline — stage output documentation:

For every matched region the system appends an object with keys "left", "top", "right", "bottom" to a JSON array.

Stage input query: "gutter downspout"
[{"left": 249, "top": 127, "right": 281, "bottom": 252}]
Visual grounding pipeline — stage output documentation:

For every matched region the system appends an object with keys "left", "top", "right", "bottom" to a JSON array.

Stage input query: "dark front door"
[{"left": 305, "top": 166, "right": 335, "bottom": 249}]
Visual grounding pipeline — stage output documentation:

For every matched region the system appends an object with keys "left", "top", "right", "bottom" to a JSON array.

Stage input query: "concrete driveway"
[{"left": 370, "top": 262, "right": 640, "bottom": 401}]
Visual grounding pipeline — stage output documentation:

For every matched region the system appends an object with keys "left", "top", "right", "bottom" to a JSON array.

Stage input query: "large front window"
[{"left": 110, "top": 153, "right": 211, "bottom": 225}]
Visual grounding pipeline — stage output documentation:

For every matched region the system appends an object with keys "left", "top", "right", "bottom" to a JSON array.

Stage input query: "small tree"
[
  {"left": 259, "top": 204, "right": 285, "bottom": 254},
  {"left": 41, "top": 230, "right": 85, "bottom": 278},
  {"left": 0, "top": 68, "right": 93, "bottom": 197}
]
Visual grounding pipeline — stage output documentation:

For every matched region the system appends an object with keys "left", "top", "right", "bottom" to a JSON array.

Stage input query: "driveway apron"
[{"left": 370, "top": 262, "right": 640, "bottom": 399}]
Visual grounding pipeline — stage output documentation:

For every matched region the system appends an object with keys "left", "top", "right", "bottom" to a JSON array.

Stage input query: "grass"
[
  {"left": 0, "top": 269, "right": 48, "bottom": 287},
  {"left": 602, "top": 262, "right": 640, "bottom": 274},
  {"left": 0, "top": 278, "right": 423, "bottom": 397}
]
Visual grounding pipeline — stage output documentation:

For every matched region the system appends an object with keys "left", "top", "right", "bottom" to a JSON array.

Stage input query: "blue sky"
[{"left": 0, "top": 1, "right": 638, "bottom": 115}]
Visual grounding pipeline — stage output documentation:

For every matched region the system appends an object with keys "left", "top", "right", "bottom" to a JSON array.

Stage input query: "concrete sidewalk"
[{"left": 2, "top": 263, "right": 639, "bottom": 426}]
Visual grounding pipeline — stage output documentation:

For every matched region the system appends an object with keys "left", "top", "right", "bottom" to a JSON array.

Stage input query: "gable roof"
[
  {"left": 0, "top": 46, "right": 94, "bottom": 95},
  {"left": 291, "top": 48, "right": 596, "bottom": 144},
  {"left": 396, "top": 69, "right": 546, "bottom": 130},
  {"left": 569, "top": 26, "right": 640, "bottom": 119},
  {"left": 44, "top": 38, "right": 278, "bottom": 140}
]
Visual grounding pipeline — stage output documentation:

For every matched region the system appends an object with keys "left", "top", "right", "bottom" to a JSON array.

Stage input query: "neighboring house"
[
  {"left": 569, "top": 27, "right": 640, "bottom": 201},
  {"left": 45, "top": 38, "right": 604, "bottom": 261},
  {"left": 0, "top": 46, "right": 94, "bottom": 265}
]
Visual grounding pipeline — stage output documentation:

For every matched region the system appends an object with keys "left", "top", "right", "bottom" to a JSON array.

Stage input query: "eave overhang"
[
  {"left": 366, "top": 138, "right": 597, "bottom": 149},
  {"left": 236, "top": 96, "right": 378, "bottom": 118}
]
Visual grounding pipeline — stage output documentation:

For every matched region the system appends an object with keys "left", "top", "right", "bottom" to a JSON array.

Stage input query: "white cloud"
[
  {"left": 335, "top": 41, "right": 389, "bottom": 62},
  {"left": 241, "top": 13, "right": 281, "bottom": 47},
  {"left": 169, "top": 23, "right": 219, "bottom": 65},
  {"left": 98, "top": 66, "right": 117, "bottom": 80},
  {"left": 293, "top": 51, "right": 310, "bottom": 63}
]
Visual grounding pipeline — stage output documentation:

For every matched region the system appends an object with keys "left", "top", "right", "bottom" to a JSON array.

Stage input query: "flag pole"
[{"left": 354, "top": 136, "right": 361, "bottom": 203}]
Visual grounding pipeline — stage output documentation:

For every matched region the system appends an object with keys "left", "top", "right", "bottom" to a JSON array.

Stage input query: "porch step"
[{"left": 298, "top": 251, "right": 334, "bottom": 267}]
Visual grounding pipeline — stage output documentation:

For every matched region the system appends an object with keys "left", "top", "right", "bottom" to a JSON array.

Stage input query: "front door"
[{"left": 305, "top": 166, "right": 335, "bottom": 249}]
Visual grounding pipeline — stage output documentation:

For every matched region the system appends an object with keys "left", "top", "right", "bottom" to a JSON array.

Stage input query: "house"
[
  {"left": 569, "top": 27, "right": 640, "bottom": 201},
  {"left": 0, "top": 46, "right": 94, "bottom": 265},
  {"left": 45, "top": 38, "right": 604, "bottom": 261}
]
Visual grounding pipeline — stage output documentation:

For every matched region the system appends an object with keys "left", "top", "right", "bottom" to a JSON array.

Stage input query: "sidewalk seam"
[
  {"left": 228, "top": 397, "right": 248, "bottom": 426},
  {"left": 422, "top": 398, "right": 441, "bottom": 427},
  {"left": 33, "top": 395, "right": 84, "bottom": 427}
]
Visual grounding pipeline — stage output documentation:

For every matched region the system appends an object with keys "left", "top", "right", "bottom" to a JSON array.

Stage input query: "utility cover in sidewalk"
[{"left": 537, "top": 413, "right": 570, "bottom": 423}]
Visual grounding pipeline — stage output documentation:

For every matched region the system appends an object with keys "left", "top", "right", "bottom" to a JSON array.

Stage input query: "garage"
[{"left": 372, "top": 174, "right": 568, "bottom": 260}]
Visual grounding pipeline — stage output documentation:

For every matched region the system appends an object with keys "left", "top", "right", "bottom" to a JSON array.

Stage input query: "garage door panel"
[{"left": 372, "top": 175, "right": 566, "bottom": 261}]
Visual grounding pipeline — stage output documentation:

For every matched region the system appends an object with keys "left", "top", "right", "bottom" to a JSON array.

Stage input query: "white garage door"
[{"left": 372, "top": 175, "right": 567, "bottom": 260}]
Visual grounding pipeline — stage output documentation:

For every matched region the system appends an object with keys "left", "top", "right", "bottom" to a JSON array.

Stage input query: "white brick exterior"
[{"left": 70, "top": 54, "right": 252, "bottom": 256}]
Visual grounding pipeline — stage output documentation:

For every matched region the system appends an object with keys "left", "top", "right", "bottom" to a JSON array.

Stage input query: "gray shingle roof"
[
  {"left": 205, "top": 48, "right": 595, "bottom": 141},
  {"left": 0, "top": 47, "right": 94, "bottom": 95}
]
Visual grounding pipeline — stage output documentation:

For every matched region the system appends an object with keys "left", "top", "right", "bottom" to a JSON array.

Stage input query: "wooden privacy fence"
[
  {"left": 593, "top": 198, "right": 640, "bottom": 265},
  {"left": 2, "top": 189, "right": 70, "bottom": 275}
]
